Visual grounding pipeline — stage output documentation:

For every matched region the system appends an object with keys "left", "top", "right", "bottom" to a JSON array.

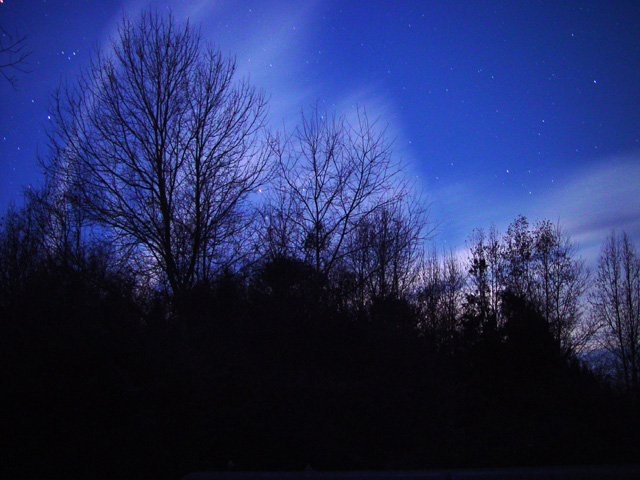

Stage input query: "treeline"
[
  {"left": 1, "top": 11, "right": 639, "bottom": 479},
  {"left": 2, "top": 195, "right": 639, "bottom": 477}
]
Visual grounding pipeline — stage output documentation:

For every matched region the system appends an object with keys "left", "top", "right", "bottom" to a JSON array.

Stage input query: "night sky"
[{"left": 1, "top": 0, "right": 639, "bottom": 265}]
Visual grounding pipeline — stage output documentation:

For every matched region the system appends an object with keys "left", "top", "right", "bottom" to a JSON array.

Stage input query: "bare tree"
[
  {"left": 501, "top": 215, "right": 536, "bottom": 301},
  {"left": 0, "top": 194, "right": 47, "bottom": 311},
  {"left": 417, "top": 248, "right": 444, "bottom": 332},
  {"left": 464, "top": 217, "right": 589, "bottom": 355},
  {"left": 362, "top": 198, "right": 428, "bottom": 301},
  {"left": 591, "top": 231, "right": 640, "bottom": 400},
  {"left": 0, "top": 26, "right": 32, "bottom": 89},
  {"left": 256, "top": 185, "right": 304, "bottom": 262},
  {"left": 267, "top": 105, "right": 406, "bottom": 278},
  {"left": 533, "top": 220, "right": 590, "bottom": 356},
  {"left": 45, "top": 11, "right": 270, "bottom": 303},
  {"left": 416, "top": 248, "right": 465, "bottom": 349},
  {"left": 336, "top": 192, "right": 429, "bottom": 313},
  {"left": 465, "top": 225, "right": 502, "bottom": 326}
]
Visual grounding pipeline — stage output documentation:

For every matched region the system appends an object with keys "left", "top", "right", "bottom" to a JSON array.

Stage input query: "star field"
[{"left": 1, "top": 0, "right": 639, "bottom": 264}]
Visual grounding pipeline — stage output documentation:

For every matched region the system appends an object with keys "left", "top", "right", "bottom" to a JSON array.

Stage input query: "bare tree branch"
[
  {"left": 590, "top": 231, "right": 640, "bottom": 400},
  {"left": 265, "top": 104, "right": 413, "bottom": 278},
  {"left": 43, "top": 11, "right": 270, "bottom": 304},
  {"left": 0, "top": 26, "right": 32, "bottom": 89}
]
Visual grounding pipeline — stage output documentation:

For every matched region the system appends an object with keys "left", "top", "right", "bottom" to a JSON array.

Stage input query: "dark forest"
[{"left": 1, "top": 12, "right": 639, "bottom": 480}]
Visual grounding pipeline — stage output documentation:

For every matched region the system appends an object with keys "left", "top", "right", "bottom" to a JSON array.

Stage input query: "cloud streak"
[
  {"left": 427, "top": 152, "right": 640, "bottom": 269},
  {"left": 101, "top": 3, "right": 640, "bottom": 271},
  {"left": 535, "top": 153, "right": 640, "bottom": 266}
]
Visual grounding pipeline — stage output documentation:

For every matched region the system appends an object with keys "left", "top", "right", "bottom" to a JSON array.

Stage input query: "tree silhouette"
[
  {"left": 591, "top": 231, "right": 640, "bottom": 402},
  {"left": 0, "top": 25, "right": 32, "bottom": 89},
  {"left": 532, "top": 220, "right": 590, "bottom": 356},
  {"left": 0, "top": 196, "right": 45, "bottom": 312},
  {"left": 1, "top": 8, "right": 638, "bottom": 469},
  {"left": 463, "top": 226, "right": 501, "bottom": 344},
  {"left": 461, "top": 217, "right": 590, "bottom": 356},
  {"left": 416, "top": 248, "right": 465, "bottom": 351},
  {"left": 344, "top": 198, "right": 428, "bottom": 310},
  {"left": 44, "top": 11, "right": 270, "bottom": 306},
  {"left": 265, "top": 105, "right": 406, "bottom": 278}
]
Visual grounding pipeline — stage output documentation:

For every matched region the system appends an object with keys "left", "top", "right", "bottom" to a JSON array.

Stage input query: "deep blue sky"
[{"left": 1, "top": 0, "right": 639, "bottom": 265}]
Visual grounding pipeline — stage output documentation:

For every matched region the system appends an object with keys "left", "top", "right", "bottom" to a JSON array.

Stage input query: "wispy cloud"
[
  {"left": 99, "top": 1, "right": 325, "bottom": 129},
  {"left": 428, "top": 175, "right": 521, "bottom": 250},
  {"left": 535, "top": 153, "right": 640, "bottom": 266},
  {"left": 206, "top": 1, "right": 324, "bottom": 128},
  {"left": 106, "top": 2, "right": 640, "bottom": 274},
  {"left": 427, "top": 152, "right": 640, "bottom": 268}
]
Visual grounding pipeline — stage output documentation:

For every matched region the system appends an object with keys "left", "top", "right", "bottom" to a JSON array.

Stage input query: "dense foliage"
[{"left": 2, "top": 203, "right": 639, "bottom": 478}]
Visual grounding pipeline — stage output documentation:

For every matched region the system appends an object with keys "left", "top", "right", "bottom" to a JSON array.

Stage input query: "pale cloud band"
[
  {"left": 430, "top": 152, "right": 640, "bottom": 268},
  {"left": 537, "top": 153, "right": 640, "bottom": 266},
  {"left": 102, "top": 3, "right": 640, "bottom": 269}
]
